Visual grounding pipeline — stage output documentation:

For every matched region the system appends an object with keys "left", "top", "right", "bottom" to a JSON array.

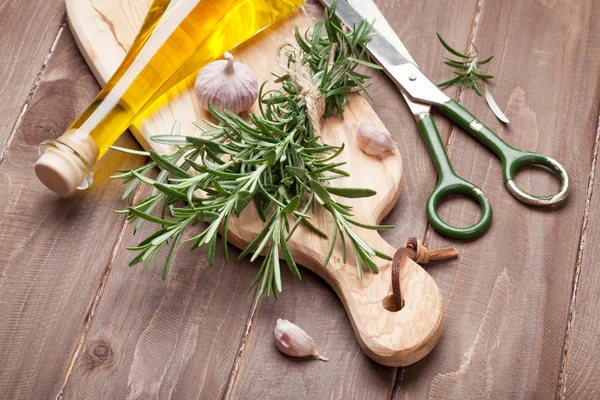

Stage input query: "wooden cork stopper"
[{"left": 35, "top": 129, "right": 99, "bottom": 196}]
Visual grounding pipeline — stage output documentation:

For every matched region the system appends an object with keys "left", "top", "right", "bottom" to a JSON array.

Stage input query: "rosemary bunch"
[{"left": 112, "top": 1, "right": 392, "bottom": 298}]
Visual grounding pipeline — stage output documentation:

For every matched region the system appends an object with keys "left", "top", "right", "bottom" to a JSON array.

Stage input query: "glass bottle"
[{"left": 35, "top": 0, "right": 303, "bottom": 196}]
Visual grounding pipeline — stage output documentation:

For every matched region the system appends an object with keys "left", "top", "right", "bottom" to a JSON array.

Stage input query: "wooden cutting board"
[{"left": 66, "top": 0, "right": 443, "bottom": 366}]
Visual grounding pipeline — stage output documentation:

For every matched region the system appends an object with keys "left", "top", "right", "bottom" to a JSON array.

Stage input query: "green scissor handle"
[
  {"left": 418, "top": 114, "right": 493, "bottom": 240},
  {"left": 417, "top": 100, "right": 570, "bottom": 240},
  {"left": 440, "top": 100, "right": 570, "bottom": 207},
  {"left": 427, "top": 175, "right": 493, "bottom": 240}
]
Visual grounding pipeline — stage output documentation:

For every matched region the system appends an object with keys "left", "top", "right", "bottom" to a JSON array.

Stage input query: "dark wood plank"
[
  {"left": 0, "top": 0, "right": 66, "bottom": 151},
  {"left": 0, "top": 26, "right": 146, "bottom": 399},
  {"left": 560, "top": 139, "right": 600, "bottom": 398},
  {"left": 396, "top": 0, "right": 600, "bottom": 398},
  {"left": 229, "top": 268, "right": 394, "bottom": 399},
  {"left": 560, "top": 126, "right": 600, "bottom": 395},
  {"left": 229, "top": 1, "right": 478, "bottom": 398},
  {"left": 61, "top": 206, "right": 262, "bottom": 399}
]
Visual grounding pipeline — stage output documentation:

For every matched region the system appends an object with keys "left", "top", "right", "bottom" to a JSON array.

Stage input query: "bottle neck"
[{"left": 35, "top": 129, "right": 99, "bottom": 196}]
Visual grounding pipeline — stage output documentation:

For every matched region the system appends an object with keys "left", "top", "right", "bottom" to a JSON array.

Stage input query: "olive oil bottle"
[{"left": 35, "top": 0, "right": 303, "bottom": 196}]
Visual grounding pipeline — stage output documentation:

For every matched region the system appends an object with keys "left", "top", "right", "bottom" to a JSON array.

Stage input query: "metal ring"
[{"left": 505, "top": 156, "right": 570, "bottom": 207}]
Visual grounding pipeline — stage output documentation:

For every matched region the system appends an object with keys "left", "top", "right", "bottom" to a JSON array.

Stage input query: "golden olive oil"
[{"left": 36, "top": 0, "right": 303, "bottom": 195}]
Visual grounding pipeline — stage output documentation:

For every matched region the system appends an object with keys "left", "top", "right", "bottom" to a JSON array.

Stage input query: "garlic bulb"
[
  {"left": 273, "top": 319, "right": 328, "bottom": 361},
  {"left": 194, "top": 52, "right": 258, "bottom": 113},
  {"left": 356, "top": 122, "right": 396, "bottom": 156}
]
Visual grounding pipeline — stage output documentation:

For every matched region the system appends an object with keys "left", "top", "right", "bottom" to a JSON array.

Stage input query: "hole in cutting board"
[
  {"left": 382, "top": 294, "right": 404, "bottom": 312},
  {"left": 514, "top": 165, "right": 562, "bottom": 197},
  {"left": 435, "top": 194, "right": 482, "bottom": 229}
]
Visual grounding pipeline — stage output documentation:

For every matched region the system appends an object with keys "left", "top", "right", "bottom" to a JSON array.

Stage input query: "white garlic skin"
[
  {"left": 194, "top": 52, "right": 258, "bottom": 114},
  {"left": 356, "top": 122, "right": 396, "bottom": 156},
  {"left": 273, "top": 319, "right": 328, "bottom": 361}
]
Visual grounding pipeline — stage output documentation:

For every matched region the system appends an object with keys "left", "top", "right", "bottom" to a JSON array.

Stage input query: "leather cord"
[{"left": 391, "top": 237, "right": 459, "bottom": 311}]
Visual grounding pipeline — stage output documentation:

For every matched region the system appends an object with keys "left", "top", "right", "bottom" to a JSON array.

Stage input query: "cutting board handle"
[{"left": 296, "top": 237, "right": 444, "bottom": 367}]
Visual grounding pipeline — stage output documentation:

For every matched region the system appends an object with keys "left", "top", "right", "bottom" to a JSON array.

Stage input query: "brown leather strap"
[{"left": 391, "top": 237, "right": 459, "bottom": 311}]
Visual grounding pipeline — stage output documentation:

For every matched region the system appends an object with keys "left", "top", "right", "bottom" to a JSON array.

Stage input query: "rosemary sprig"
[
  {"left": 436, "top": 33, "right": 494, "bottom": 96},
  {"left": 111, "top": 1, "right": 392, "bottom": 298}
]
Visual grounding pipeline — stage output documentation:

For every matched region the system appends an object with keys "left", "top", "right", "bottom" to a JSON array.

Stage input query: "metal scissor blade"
[
  {"left": 320, "top": 0, "right": 450, "bottom": 108},
  {"left": 343, "top": 0, "right": 417, "bottom": 65},
  {"left": 318, "top": 0, "right": 410, "bottom": 68}
]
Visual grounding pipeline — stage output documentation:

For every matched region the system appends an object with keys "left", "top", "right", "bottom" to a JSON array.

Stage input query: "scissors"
[{"left": 318, "top": 0, "right": 570, "bottom": 240}]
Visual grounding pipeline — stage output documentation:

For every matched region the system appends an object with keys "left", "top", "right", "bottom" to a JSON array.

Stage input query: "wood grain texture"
[
  {"left": 229, "top": 267, "right": 395, "bottom": 400},
  {"left": 560, "top": 14, "right": 600, "bottom": 391},
  {"left": 230, "top": 0, "right": 478, "bottom": 397},
  {"left": 560, "top": 121, "right": 600, "bottom": 399},
  {"left": 0, "top": 0, "right": 66, "bottom": 151},
  {"left": 1, "top": 0, "right": 597, "bottom": 398},
  {"left": 396, "top": 0, "right": 600, "bottom": 398},
  {"left": 0, "top": 28, "right": 145, "bottom": 399},
  {"left": 61, "top": 216, "right": 263, "bottom": 399}
]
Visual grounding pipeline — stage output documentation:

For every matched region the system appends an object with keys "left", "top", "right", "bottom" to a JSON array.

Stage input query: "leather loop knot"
[
  {"left": 410, "top": 237, "right": 431, "bottom": 264},
  {"left": 391, "top": 237, "right": 458, "bottom": 311}
]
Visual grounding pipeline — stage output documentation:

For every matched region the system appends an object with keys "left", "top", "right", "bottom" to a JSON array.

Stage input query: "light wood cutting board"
[{"left": 66, "top": 0, "right": 443, "bottom": 366}]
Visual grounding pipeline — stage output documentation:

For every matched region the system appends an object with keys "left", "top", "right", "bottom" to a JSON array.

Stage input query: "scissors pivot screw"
[{"left": 408, "top": 73, "right": 417, "bottom": 81}]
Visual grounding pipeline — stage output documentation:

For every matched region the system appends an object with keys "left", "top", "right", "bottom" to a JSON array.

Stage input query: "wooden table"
[{"left": 1, "top": 0, "right": 599, "bottom": 398}]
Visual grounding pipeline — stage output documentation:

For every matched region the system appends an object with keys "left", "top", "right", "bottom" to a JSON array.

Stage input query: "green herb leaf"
[
  {"left": 286, "top": 166, "right": 307, "bottom": 179},
  {"left": 283, "top": 195, "right": 301, "bottom": 213},
  {"left": 163, "top": 232, "right": 182, "bottom": 280},
  {"left": 264, "top": 149, "right": 277, "bottom": 165},
  {"left": 281, "top": 236, "right": 301, "bottom": 280},
  {"left": 309, "top": 179, "right": 331, "bottom": 204},
  {"left": 151, "top": 135, "right": 192, "bottom": 146},
  {"left": 477, "top": 55, "right": 494, "bottom": 65},
  {"left": 110, "top": 146, "right": 150, "bottom": 157},
  {"left": 149, "top": 151, "right": 191, "bottom": 178},
  {"left": 127, "top": 207, "right": 177, "bottom": 226},
  {"left": 326, "top": 186, "right": 376, "bottom": 198},
  {"left": 436, "top": 33, "right": 471, "bottom": 58},
  {"left": 345, "top": 57, "right": 382, "bottom": 69}
]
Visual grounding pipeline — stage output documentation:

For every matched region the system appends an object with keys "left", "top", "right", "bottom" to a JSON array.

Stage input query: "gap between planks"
[
  {"left": 223, "top": 288, "right": 261, "bottom": 399},
  {"left": 0, "top": 12, "right": 129, "bottom": 399},
  {"left": 392, "top": 0, "right": 486, "bottom": 396},
  {"left": 0, "top": 16, "right": 67, "bottom": 166},
  {"left": 390, "top": 0, "right": 600, "bottom": 396},
  {"left": 555, "top": 115, "right": 600, "bottom": 399},
  {"left": 55, "top": 182, "right": 148, "bottom": 400}
]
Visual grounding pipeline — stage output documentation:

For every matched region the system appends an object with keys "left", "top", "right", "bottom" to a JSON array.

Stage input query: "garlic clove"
[
  {"left": 273, "top": 319, "right": 328, "bottom": 361},
  {"left": 194, "top": 52, "right": 258, "bottom": 114},
  {"left": 356, "top": 122, "right": 396, "bottom": 156}
]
